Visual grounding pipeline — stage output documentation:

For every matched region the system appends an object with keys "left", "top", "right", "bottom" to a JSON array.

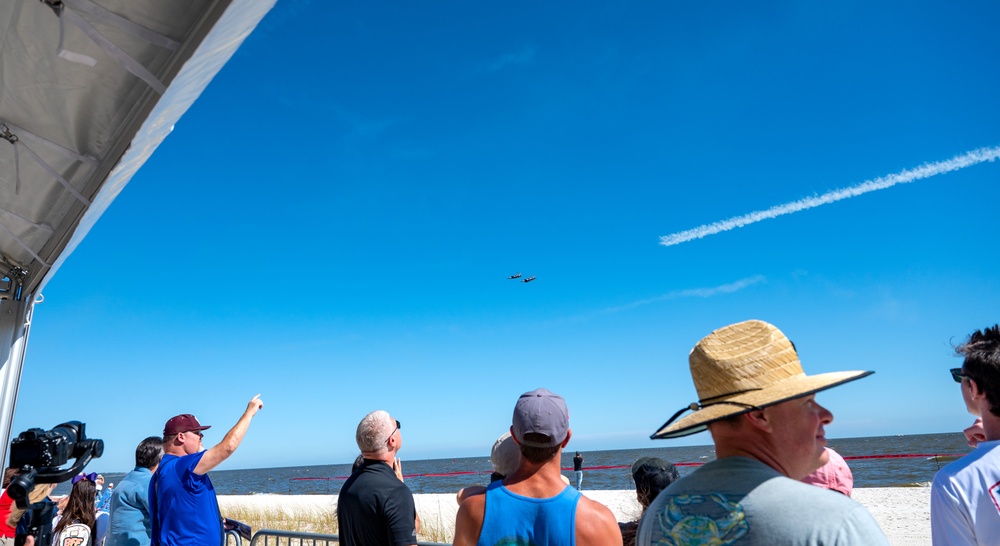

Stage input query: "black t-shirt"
[
  {"left": 574, "top": 455, "right": 583, "bottom": 471},
  {"left": 336, "top": 459, "right": 417, "bottom": 546}
]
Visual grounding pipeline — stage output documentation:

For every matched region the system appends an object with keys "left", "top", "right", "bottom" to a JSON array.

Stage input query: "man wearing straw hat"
[
  {"left": 637, "top": 320, "right": 888, "bottom": 545},
  {"left": 931, "top": 324, "right": 1000, "bottom": 545}
]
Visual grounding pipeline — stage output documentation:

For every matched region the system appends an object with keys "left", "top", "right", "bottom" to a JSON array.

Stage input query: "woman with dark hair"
[
  {"left": 53, "top": 474, "right": 100, "bottom": 545},
  {"left": 619, "top": 457, "right": 681, "bottom": 546}
]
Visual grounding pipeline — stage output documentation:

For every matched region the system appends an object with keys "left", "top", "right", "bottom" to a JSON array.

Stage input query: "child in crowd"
[{"left": 52, "top": 474, "right": 108, "bottom": 546}]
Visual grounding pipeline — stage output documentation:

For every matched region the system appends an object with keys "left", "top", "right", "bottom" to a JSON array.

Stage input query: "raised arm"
[{"left": 195, "top": 394, "right": 264, "bottom": 475}]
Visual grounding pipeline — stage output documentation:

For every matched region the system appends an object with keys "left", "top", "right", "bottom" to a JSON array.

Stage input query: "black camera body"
[
  {"left": 7, "top": 421, "right": 103, "bottom": 505},
  {"left": 7, "top": 421, "right": 103, "bottom": 546},
  {"left": 10, "top": 422, "right": 100, "bottom": 469}
]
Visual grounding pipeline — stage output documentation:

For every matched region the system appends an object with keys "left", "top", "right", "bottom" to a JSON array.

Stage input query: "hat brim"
[
  {"left": 631, "top": 457, "right": 674, "bottom": 476},
  {"left": 651, "top": 370, "right": 873, "bottom": 440},
  {"left": 165, "top": 424, "right": 211, "bottom": 436}
]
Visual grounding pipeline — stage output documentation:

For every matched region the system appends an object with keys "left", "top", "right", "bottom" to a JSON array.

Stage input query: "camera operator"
[
  {"left": 6, "top": 421, "right": 104, "bottom": 546},
  {"left": 11, "top": 483, "right": 57, "bottom": 546}
]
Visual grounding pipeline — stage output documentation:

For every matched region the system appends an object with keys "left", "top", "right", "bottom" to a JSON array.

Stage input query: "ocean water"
[{"left": 66, "top": 432, "right": 970, "bottom": 496}]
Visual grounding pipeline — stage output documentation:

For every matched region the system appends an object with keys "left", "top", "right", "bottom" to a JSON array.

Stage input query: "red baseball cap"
[{"left": 163, "top": 414, "right": 211, "bottom": 436}]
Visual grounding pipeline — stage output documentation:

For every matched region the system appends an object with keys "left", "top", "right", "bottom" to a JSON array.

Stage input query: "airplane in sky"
[
  {"left": 508, "top": 272, "right": 521, "bottom": 280},
  {"left": 522, "top": 275, "right": 536, "bottom": 283}
]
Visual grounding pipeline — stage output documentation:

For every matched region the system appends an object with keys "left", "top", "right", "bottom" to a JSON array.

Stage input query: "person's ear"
[
  {"left": 561, "top": 429, "right": 572, "bottom": 448},
  {"left": 969, "top": 378, "right": 986, "bottom": 400},
  {"left": 743, "top": 409, "right": 773, "bottom": 432}
]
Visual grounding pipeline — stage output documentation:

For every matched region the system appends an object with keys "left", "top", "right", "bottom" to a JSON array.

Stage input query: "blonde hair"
[{"left": 6, "top": 482, "right": 54, "bottom": 528}]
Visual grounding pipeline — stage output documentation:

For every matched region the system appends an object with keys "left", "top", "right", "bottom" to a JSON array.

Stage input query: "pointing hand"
[
  {"left": 247, "top": 394, "right": 264, "bottom": 415},
  {"left": 964, "top": 418, "right": 985, "bottom": 448}
]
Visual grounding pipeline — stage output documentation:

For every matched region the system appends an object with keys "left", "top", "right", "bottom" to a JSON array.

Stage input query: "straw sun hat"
[{"left": 651, "top": 320, "right": 873, "bottom": 439}]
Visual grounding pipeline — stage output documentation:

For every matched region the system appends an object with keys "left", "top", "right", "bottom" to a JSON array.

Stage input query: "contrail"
[
  {"left": 660, "top": 146, "right": 1000, "bottom": 247},
  {"left": 603, "top": 275, "right": 766, "bottom": 313},
  {"left": 551, "top": 276, "right": 766, "bottom": 326}
]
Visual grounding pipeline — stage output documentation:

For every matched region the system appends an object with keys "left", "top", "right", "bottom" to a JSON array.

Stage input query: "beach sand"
[
  {"left": 219, "top": 485, "right": 931, "bottom": 545},
  {"left": 853, "top": 486, "right": 932, "bottom": 546}
]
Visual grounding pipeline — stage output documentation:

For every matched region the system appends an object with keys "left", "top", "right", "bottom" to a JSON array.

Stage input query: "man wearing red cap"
[
  {"left": 149, "top": 395, "right": 263, "bottom": 545},
  {"left": 453, "top": 388, "right": 622, "bottom": 546}
]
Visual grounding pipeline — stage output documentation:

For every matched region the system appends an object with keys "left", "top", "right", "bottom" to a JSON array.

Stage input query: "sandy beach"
[
  {"left": 852, "top": 487, "right": 932, "bottom": 546},
  {"left": 219, "top": 485, "right": 931, "bottom": 545}
]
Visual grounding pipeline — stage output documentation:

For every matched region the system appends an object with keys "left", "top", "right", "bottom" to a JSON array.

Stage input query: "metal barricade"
[
  {"left": 246, "top": 529, "right": 450, "bottom": 546},
  {"left": 225, "top": 528, "right": 245, "bottom": 546}
]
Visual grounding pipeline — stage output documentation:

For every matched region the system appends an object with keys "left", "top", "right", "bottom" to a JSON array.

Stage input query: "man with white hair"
[
  {"left": 637, "top": 320, "right": 887, "bottom": 545},
  {"left": 337, "top": 411, "right": 416, "bottom": 546}
]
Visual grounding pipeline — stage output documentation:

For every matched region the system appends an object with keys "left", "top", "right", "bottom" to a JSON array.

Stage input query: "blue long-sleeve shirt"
[{"left": 106, "top": 466, "right": 154, "bottom": 546}]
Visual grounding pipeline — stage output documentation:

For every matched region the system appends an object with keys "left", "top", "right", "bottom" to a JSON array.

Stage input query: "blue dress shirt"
[{"left": 106, "top": 466, "right": 154, "bottom": 546}]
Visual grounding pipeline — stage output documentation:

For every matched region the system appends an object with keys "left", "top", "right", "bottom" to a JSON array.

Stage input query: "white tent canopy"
[{"left": 0, "top": 0, "right": 275, "bottom": 467}]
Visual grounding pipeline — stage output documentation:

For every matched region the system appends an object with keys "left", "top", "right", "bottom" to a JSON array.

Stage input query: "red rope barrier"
[
  {"left": 289, "top": 453, "right": 966, "bottom": 482},
  {"left": 291, "top": 470, "right": 489, "bottom": 481},
  {"left": 842, "top": 453, "right": 964, "bottom": 461}
]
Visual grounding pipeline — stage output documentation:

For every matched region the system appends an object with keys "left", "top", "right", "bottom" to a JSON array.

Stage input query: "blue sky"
[{"left": 12, "top": 0, "right": 1000, "bottom": 473}]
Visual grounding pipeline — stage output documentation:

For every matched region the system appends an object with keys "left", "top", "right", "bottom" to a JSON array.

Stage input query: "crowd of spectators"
[{"left": 3, "top": 320, "right": 997, "bottom": 546}]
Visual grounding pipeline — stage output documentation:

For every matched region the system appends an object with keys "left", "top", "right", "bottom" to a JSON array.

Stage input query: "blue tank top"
[{"left": 477, "top": 479, "right": 581, "bottom": 546}]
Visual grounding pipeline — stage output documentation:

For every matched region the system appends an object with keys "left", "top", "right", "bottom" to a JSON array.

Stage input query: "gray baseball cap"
[{"left": 511, "top": 388, "right": 570, "bottom": 448}]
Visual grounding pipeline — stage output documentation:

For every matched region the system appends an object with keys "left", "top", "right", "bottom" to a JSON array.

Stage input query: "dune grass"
[
  {"left": 222, "top": 504, "right": 338, "bottom": 534},
  {"left": 219, "top": 497, "right": 451, "bottom": 543}
]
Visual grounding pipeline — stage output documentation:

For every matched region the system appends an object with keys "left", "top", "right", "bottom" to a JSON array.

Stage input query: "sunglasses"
[
  {"left": 185, "top": 430, "right": 204, "bottom": 438},
  {"left": 385, "top": 420, "right": 401, "bottom": 443},
  {"left": 951, "top": 368, "right": 970, "bottom": 384}
]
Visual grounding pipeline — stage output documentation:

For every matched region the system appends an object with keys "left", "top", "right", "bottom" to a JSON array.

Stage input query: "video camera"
[{"left": 6, "top": 421, "right": 103, "bottom": 546}]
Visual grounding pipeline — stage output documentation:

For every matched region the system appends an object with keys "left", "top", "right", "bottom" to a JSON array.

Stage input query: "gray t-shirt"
[{"left": 636, "top": 456, "right": 888, "bottom": 546}]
